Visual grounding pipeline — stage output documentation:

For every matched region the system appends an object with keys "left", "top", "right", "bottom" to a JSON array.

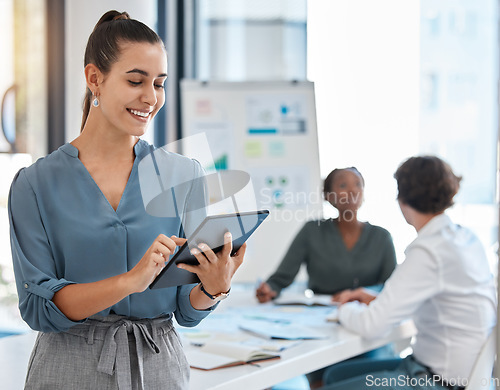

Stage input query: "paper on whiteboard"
[
  {"left": 247, "top": 165, "right": 311, "bottom": 210},
  {"left": 246, "top": 94, "right": 308, "bottom": 135},
  {"left": 186, "top": 122, "right": 235, "bottom": 172}
]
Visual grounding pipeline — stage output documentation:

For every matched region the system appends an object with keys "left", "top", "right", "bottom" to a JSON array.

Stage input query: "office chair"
[{"left": 465, "top": 329, "right": 496, "bottom": 390}]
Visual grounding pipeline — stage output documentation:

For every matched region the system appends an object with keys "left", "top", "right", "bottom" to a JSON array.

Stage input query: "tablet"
[{"left": 149, "top": 210, "right": 270, "bottom": 289}]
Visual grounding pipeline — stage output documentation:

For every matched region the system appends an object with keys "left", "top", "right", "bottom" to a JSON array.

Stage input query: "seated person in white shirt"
[{"left": 321, "top": 155, "right": 497, "bottom": 390}]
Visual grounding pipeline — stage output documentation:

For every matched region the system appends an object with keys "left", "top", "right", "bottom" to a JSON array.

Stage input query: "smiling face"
[
  {"left": 326, "top": 169, "right": 364, "bottom": 212},
  {"left": 91, "top": 41, "right": 167, "bottom": 137}
]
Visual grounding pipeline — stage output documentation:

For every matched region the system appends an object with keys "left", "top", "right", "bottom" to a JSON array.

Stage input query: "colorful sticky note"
[
  {"left": 245, "top": 141, "right": 262, "bottom": 158},
  {"left": 269, "top": 141, "right": 286, "bottom": 157}
]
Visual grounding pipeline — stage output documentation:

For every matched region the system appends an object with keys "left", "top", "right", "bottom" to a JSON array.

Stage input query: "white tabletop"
[
  {"left": 186, "top": 286, "right": 416, "bottom": 390},
  {"left": 0, "top": 285, "right": 416, "bottom": 390}
]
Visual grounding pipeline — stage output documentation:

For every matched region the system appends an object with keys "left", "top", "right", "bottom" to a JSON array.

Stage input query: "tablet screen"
[{"left": 149, "top": 210, "right": 269, "bottom": 289}]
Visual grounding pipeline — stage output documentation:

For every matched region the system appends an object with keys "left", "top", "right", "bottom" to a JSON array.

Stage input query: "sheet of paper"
[
  {"left": 273, "top": 294, "right": 338, "bottom": 307},
  {"left": 240, "top": 321, "right": 327, "bottom": 340},
  {"left": 325, "top": 308, "right": 339, "bottom": 323},
  {"left": 186, "top": 350, "right": 239, "bottom": 370}
]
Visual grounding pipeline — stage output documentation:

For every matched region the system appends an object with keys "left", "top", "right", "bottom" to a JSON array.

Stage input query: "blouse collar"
[
  {"left": 59, "top": 138, "right": 149, "bottom": 160},
  {"left": 417, "top": 213, "right": 452, "bottom": 237}
]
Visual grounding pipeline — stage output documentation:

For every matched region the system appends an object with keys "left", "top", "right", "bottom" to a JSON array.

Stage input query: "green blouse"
[{"left": 266, "top": 219, "right": 397, "bottom": 295}]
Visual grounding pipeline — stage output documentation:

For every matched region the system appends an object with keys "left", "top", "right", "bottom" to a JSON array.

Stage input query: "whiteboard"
[{"left": 180, "top": 80, "right": 322, "bottom": 283}]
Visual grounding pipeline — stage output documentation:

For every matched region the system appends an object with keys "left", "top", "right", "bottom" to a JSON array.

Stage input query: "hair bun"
[
  {"left": 113, "top": 12, "right": 130, "bottom": 21},
  {"left": 93, "top": 10, "right": 130, "bottom": 31}
]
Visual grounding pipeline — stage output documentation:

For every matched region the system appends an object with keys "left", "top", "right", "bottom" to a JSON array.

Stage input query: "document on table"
[
  {"left": 325, "top": 307, "right": 339, "bottom": 323},
  {"left": 185, "top": 341, "right": 280, "bottom": 370},
  {"left": 240, "top": 321, "right": 327, "bottom": 340},
  {"left": 273, "top": 294, "right": 337, "bottom": 307},
  {"left": 179, "top": 325, "right": 302, "bottom": 352}
]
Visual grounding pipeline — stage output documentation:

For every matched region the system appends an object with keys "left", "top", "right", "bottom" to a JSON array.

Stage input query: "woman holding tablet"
[
  {"left": 9, "top": 10, "right": 244, "bottom": 389},
  {"left": 321, "top": 156, "right": 496, "bottom": 390}
]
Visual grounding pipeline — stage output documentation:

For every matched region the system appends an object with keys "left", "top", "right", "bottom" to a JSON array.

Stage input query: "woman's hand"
[
  {"left": 127, "top": 234, "right": 186, "bottom": 293},
  {"left": 177, "top": 232, "right": 245, "bottom": 296},
  {"left": 255, "top": 281, "right": 277, "bottom": 303},
  {"left": 176, "top": 232, "right": 245, "bottom": 310},
  {"left": 332, "top": 288, "right": 377, "bottom": 305}
]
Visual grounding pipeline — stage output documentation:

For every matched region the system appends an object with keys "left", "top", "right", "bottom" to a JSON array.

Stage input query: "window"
[
  {"left": 0, "top": 0, "right": 47, "bottom": 333},
  {"left": 308, "top": 0, "right": 499, "bottom": 270},
  {"left": 419, "top": 0, "right": 498, "bottom": 272},
  {"left": 195, "top": 0, "right": 307, "bottom": 81}
]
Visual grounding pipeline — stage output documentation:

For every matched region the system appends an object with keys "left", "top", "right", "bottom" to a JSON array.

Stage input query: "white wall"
[{"left": 65, "top": 0, "right": 157, "bottom": 143}]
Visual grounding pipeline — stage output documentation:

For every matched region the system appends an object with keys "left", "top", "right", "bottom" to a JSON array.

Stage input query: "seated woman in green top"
[
  {"left": 256, "top": 167, "right": 397, "bottom": 302},
  {"left": 255, "top": 167, "right": 397, "bottom": 389}
]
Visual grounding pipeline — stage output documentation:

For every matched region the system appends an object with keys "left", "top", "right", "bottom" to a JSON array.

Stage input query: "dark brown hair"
[
  {"left": 394, "top": 156, "right": 461, "bottom": 214},
  {"left": 80, "top": 10, "right": 164, "bottom": 131},
  {"left": 323, "top": 167, "right": 364, "bottom": 200}
]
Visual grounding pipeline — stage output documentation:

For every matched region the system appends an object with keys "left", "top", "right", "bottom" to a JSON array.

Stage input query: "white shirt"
[{"left": 338, "top": 213, "right": 496, "bottom": 382}]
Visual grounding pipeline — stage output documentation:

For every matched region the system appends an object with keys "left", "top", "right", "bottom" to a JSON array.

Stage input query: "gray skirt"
[{"left": 24, "top": 315, "right": 190, "bottom": 390}]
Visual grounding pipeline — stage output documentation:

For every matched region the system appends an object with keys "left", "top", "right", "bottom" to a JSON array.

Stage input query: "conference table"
[{"left": 0, "top": 284, "right": 416, "bottom": 390}]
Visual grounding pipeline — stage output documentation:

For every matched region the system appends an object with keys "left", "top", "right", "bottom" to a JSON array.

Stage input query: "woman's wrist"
[
  {"left": 119, "top": 270, "right": 141, "bottom": 295},
  {"left": 200, "top": 282, "right": 231, "bottom": 296},
  {"left": 189, "top": 283, "right": 223, "bottom": 310}
]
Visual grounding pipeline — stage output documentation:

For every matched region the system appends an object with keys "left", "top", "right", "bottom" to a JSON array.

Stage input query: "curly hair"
[
  {"left": 394, "top": 156, "right": 461, "bottom": 214},
  {"left": 323, "top": 167, "right": 364, "bottom": 200}
]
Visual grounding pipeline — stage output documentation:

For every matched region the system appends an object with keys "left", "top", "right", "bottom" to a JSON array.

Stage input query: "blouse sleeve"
[
  {"left": 376, "top": 230, "right": 397, "bottom": 284},
  {"left": 266, "top": 223, "right": 310, "bottom": 295},
  {"left": 175, "top": 284, "right": 218, "bottom": 326},
  {"left": 338, "top": 245, "right": 440, "bottom": 338},
  {"left": 8, "top": 169, "right": 84, "bottom": 332}
]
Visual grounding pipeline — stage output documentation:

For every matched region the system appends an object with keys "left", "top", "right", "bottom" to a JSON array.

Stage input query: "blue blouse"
[{"left": 8, "top": 140, "right": 211, "bottom": 333}]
